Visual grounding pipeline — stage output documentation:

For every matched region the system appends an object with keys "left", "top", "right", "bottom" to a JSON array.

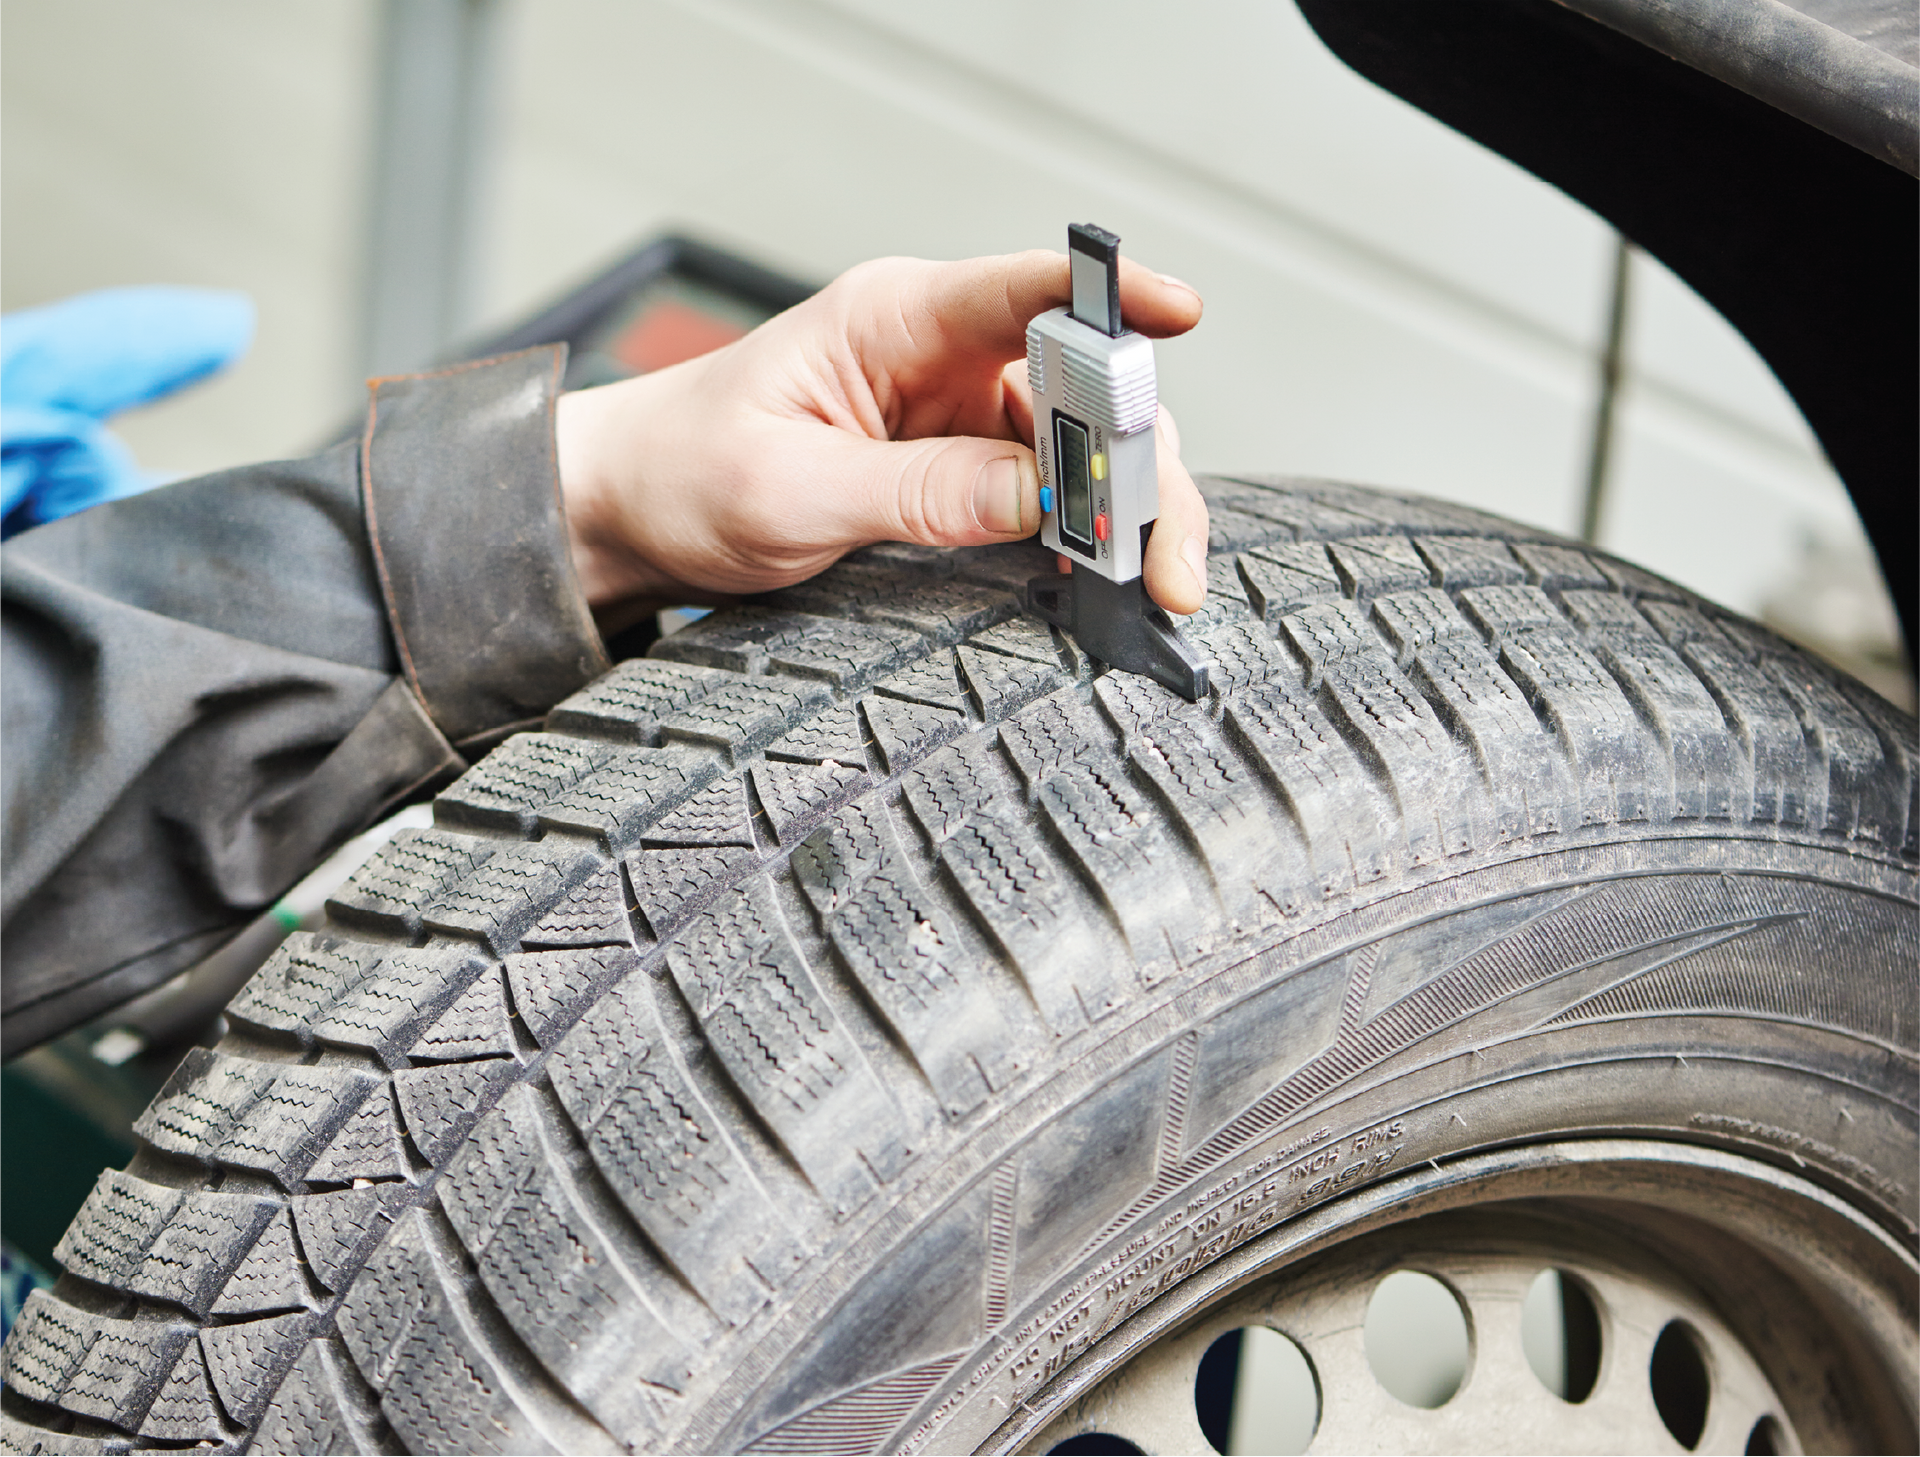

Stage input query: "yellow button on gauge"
[{"left": 1090, "top": 453, "right": 1107, "bottom": 480}]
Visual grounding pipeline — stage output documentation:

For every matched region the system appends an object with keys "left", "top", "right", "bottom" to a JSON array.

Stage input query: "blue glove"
[{"left": 2, "top": 286, "right": 254, "bottom": 537}]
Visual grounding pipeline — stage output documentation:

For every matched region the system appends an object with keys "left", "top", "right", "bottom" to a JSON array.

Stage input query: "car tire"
[{"left": 3, "top": 474, "right": 1913, "bottom": 1455}]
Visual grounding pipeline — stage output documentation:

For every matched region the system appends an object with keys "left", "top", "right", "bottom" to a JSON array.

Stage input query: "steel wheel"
[{"left": 1019, "top": 1141, "right": 1916, "bottom": 1455}]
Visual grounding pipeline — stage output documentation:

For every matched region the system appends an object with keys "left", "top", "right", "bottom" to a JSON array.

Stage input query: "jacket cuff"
[{"left": 360, "top": 346, "right": 610, "bottom": 749}]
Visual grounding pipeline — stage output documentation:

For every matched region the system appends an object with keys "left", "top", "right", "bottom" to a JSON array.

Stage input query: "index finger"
[{"left": 886, "top": 248, "right": 1204, "bottom": 368}]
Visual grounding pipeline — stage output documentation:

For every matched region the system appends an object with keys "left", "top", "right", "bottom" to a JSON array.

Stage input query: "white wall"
[
  {"left": 1, "top": 0, "right": 377, "bottom": 475},
  {"left": 1, "top": 0, "right": 1878, "bottom": 629}
]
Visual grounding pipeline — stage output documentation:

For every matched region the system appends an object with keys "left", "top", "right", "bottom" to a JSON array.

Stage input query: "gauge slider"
[{"left": 1024, "top": 223, "right": 1210, "bottom": 701}]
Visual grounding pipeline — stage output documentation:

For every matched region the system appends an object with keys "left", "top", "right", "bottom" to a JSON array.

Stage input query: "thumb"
[{"left": 829, "top": 431, "right": 1043, "bottom": 547}]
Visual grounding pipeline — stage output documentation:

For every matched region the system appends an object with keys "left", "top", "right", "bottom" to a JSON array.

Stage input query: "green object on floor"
[{"left": 1, "top": 1057, "right": 138, "bottom": 1273}]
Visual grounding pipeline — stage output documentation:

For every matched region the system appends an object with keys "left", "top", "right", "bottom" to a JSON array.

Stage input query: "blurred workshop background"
[
  {"left": 5, "top": 0, "right": 1909, "bottom": 706},
  {"left": 1, "top": 0, "right": 1912, "bottom": 1363}
]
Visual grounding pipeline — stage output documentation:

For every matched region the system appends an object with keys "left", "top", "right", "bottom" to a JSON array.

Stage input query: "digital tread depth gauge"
[{"left": 1024, "top": 224, "right": 1211, "bottom": 701}]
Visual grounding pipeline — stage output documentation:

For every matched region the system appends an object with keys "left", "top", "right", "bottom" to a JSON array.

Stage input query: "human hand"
[{"left": 555, "top": 249, "right": 1207, "bottom": 635}]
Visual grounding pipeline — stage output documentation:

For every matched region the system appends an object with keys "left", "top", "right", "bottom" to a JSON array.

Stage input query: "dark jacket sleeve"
[{"left": 1, "top": 346, "right": 609, "bottom": 1055}]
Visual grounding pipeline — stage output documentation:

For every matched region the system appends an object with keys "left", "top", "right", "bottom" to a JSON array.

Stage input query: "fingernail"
[
  {"left": 1181, "top": 534, "right": 1208, "bottom": 598},
  {"left": 1158, "top": 272, "right": 1198, "bottom": 296},
  {"left": 974, "top": 454, "right": 1037, "bottom": 535}
]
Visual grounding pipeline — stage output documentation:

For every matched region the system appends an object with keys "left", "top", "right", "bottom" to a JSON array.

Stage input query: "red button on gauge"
[{"left": 1094, "top": 513, "right": 1109, "bottom": 542}]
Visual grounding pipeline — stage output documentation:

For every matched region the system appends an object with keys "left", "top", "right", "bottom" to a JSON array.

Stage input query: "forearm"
[{"left": 0, "top": 347, "right": 606, "bottom": 1054}]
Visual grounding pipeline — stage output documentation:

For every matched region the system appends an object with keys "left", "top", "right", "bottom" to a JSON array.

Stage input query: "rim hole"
[
  {"left": 1521, "top": 1269, "right": 1603, "bottom": 1402},
  {"left": 1650, "top": 1320, "right": 1711, "bottom": 1449},
  {"left": 1047, "top": 1436, "right": 1145, "bottom": 1455},
  {"left": 1193, "top": 1326, "right": 1319, "bottom": 1455},
  {"left": 1364, "top": 1270, "right": 1471, "bottom": 1408},
  {"left": 1746, "top": 1415, "right": 1786, "bottom": 1454}
]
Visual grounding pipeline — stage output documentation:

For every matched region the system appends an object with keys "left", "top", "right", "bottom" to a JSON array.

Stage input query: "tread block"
[
  {"left": 1184, "top": 554, "right": 1256, "bottom": 634},
  {"left": 1570, "top": 614, "right": 1740, "bottom": 820},
  {"left": 665, "top": 884, "right": 908, "bottom": 1213},
  {"left": 649, "top": 607, "right": 828, "bottom": 674},
  {"left": 642, "top": 774, "right": 754, "bottom": 847},
  {"left": 1208, "top": 481, "right": 1383, "bottom": 538},
  {"left": 751, "top": 758, "right": 870, "bottom": 845},
  {"left": 956, "top": 643, "right": 1066, "bottom": 721},
  {"left": 134, "top": 1050, "right": 378, "bottom": 1186},
  {"left": 625, "top": 845, "right": 759, "bottom": 940},
  {"left": 538, "top": 745, "right": 717, "bottom": 848},
  {"left": 966, "top": 616, "right": 1071, "bottom": 667},
  {"left": 139, "top": 1337, "right": 224, "bottom": 1442},
  {"left": 1596, "top": 555, "right": 1688, "bottom": 601},
  {"left": 847, "top": 541, "right": 959, "bottom": 576},
  {"left": 1673, "top": 638, "right": 1812, "bottom": 825},
  {"left": 1093, "top": 671, "right": 1190, "bottom": 741},
  {"left": 544, "top": 659, "right": 733, "bottom": 744},
  {"left": 1512, "top": 542, "right": 1608, "bottom": 591},
  {"left": 1459, "top": 583, "right": 1561, "bottom": 640},
  {"left": 505, "top": 945, "right": 639, "bottom": 1048},
  {"left": 1127, "top": 714, "right": 1313, "bottom": 922},
  {"left": 657, "top": 679, "right": 832, "bottom": 759},
  {"left": 795, "top": 804, "right": 1020, "bottom": 1111},
  {"left": 1038, "top": 759, "right": 1210, "bottom": 979},
  {"left": 1369, "top": 587, "right": 1480, "bottom": 656},
  {"left": 1225, "top": 680, "right": 1395, "bottom": 895},
  {"left": 55, "top": 1173, "right": 276, "bottom": 1316},
  {"left": 212, "top": 1208, "right": 306, "bottom": 1315},
  {"left": 1415, "top": 536, "right": 1525, "bottom": 588},
  {"left": 471, "top": 1167, "right": 687, "bottom": 1441},
  {"left": 326, "top": 828, "right": 496, "bottom": 938},
  {"left": 1494, "top": 626, "right": 1652, "bottom": 825},
  {"left": 936, "top": 808, "right": 1119, "bottom": 1030},
  {"left": 1282, "top": 601, "right": 1483, "bottom": 861},
  {"left": 254, "top": 1342, "right": 387, "bottom": 1457},
  {"left": 901, "top": 741, "right": 1002, "bottom": 845},
  {"left": 1559, "top": 588, "right": 1657, "bottom": 637},
  {"left": 421, "top": 842, "right": 600, "bottom": 953},
  {"left": 656, "top": 607, "right": 921, "bottom": 689},
  {"left": 762, "top": 561, "right": 901, "bottom": 614},
  {"left": 1328, "top": 536, "right": 1429, "bottom": 597},
  {"left": 1373, "top": 591, "right": 1578, "bottom": 838},
  {"left": 434, "top": 734, "right": 619, "bottom": 837},
  {"left": 292, "top": 1187, "right": 405, "bottom": 1294},
  {"left": 861, "top": 693, "right": 965, "bottom": 775},
  {"left": 520, "top": 861, "right": 633, "bottom": 948},
  {"left": 201, "top": 1312, "right": 309, "bottom": 1425},
  {"left": 1409, "top": 637, "right": 1578, "bottom": 838},
  {"left": 1237, "top": 542, "right": 1341, "bottom": 625},
  {"left": 1, "top": 1291, "right": 190, "bottom": 1427},
  {"left": 226, "top": 934, "right": 381, "bottom": 1042},
  {"left": 337, "top": 1210, "right": 557, "bottom": 1456},
  {"left": 1202, "top": 621, "right": 1301, "bottom": 698},
  {"left": 872, "top": 651, "right": 967, "bottom": 713},
  {"left": 997, "top": 689, "right": 1108, "bottom": 791},
  {"left": 1638, "top": 599, "right": 1726, "bottom": 646},
  {"left": 409, "top": 969, "right": 515, "bottom": 1061},
  {"left": 440, "top": 1088, "right": 700, "bottom": 1438},
  {"left": 306, "top": 1082, "right": 408, "bottom": 1184},
  {"left": 856, "top": 579, "right": 1017, "bottom": 643},
  {"left": 307, "top": 946, "right": 488, "bottom": 1068},
  {"left": 393, "top": 1058, "right": 518, "bottom": 1166},
  {"left": 1206, "top": 503, "right": 1292, "bottom": 550},
  {"left": 947, "top": 539, "right": 1056, "bottom": 593},
  {"left": 1764, "top": 660, "right": 1900, "bottom": 840},
  {"left": 763, "top": 704, "right": 868, "bottom": 768},
  {"left": 0, "top": 1415, "right": 125, "bottom": 1454}
]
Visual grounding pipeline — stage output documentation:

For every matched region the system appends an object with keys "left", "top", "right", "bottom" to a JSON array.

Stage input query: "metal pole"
[
  {"left": 1580, "top": 235, "right": 1633, "bottom": 545},
  {"left": 360, "top": 0, "right": 503, "bottom": 381}
]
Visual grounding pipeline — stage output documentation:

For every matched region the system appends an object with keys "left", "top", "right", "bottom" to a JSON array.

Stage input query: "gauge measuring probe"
[{"left": 1024, "top": 224, "right": 1211, "bottom": 701}]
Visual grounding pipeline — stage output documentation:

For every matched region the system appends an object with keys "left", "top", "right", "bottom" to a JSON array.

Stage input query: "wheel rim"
[{"left": 1014, "top": 1140, "right": 1917, "bottom": 1455}]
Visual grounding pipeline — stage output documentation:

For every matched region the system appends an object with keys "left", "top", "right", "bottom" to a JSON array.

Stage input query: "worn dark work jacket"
[{"left": 1, "top": 347, "right": 608, "bottom": 1056}]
